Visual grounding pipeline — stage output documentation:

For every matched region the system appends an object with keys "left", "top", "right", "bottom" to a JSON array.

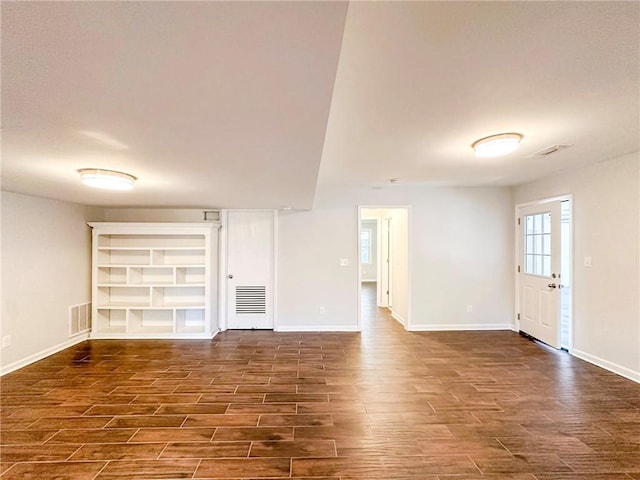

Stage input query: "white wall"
[
  {"left": 513, "top": 152, "right": 640, "bottom": 381},
  {"left": 278, "top": 186, "right": 514, "bottom": 331},
  {"left": 106, "top": 198, "right": 513, "bottom": 333},
  {"left": 408, "top": 188, "right": 513, "bottom": 330},
  {"left": 0, "top": 192, "right": 103, "bottom": 373},
  {"left": 0, "top": 187, "right": 515, "bottom": 370},
  {"left": 277, "top": 207, "right": 358, "bottom": 331}
]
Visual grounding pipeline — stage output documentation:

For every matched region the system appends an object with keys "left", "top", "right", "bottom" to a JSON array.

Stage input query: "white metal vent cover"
[
  {"left": 235, "top": 286, "right": 266, "bottom": 314},
  {"left": 526, "top": 144, "right": 573, "bottom": 158},
  {"left": 203, "top": 209, "right": 221, "bottom": 222}
]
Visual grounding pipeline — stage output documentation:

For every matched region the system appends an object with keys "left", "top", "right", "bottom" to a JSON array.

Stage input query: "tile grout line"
[
  {"left": 191, "top": 458, "right": 202, "bottom": 479},
  {"left": 91, "top": 460, "right": 110, "bottom": 480}
]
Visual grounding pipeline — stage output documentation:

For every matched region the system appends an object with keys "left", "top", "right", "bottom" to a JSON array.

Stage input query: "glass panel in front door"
[{"left": 523, "top": 212, "right": 551, "bottom": 277}]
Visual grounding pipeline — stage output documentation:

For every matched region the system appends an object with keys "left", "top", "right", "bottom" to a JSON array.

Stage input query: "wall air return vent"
[
  {"left": 235, "top": 286, "right": 266, "bottom": 314},
  {"left": 526, "top": 144, "right": 573, "bottom": 158},
  {"left": 203, "top": 210, "right": 221, "bottom": 222},
  {"left": 69, "top": 302, "right": 91, "bottom": 337}
]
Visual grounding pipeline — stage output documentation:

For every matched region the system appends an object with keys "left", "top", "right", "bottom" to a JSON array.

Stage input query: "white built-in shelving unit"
[{"left": 88, "top": 223, "right": 219, "bottom": 339}]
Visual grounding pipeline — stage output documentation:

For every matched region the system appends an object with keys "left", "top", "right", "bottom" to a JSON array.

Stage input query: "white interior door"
[
  {"left": 226, "top": 210, "right": 274, "bottom": 329},
  {"left": 518, "top": 201, "right": 562, "bottom": 348}
]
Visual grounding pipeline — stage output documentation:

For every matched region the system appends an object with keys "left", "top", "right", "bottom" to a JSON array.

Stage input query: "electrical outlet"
[
  {"left": 319, "top": 306, "right": 326, "bottom": 315},
  {"left": 2, "top": 335, "right": 11, "bottom": 349},
  {"left": 467, "top": 305, "right": 473, "bottom": 313}
]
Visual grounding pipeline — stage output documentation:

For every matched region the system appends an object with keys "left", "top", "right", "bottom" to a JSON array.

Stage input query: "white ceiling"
[{"left": 2, "top": 2, "right": 638, "bottom": 209}]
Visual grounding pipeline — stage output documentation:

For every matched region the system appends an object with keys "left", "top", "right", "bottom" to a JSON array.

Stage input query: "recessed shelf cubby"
[
  {"left": 176, "top": 267, "right": 205, "bottom": 285},
  {"left": 97, "top": 267, "right": 127, "bottom": 285},
  {"left": 129, "top": 267, "right": 174, "bottom": 285},
  {"left": 96, "top": 309, "right": 127, "bottom": 333}
]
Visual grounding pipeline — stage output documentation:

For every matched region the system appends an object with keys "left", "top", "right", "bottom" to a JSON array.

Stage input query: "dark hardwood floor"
[{"left": 1, "top": 282, "right": 639, "bottom": 479}]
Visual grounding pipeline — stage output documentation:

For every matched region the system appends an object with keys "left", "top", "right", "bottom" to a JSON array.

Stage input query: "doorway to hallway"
[
  {"left": 358, "top": 206, "right": 411, "bottom": 330},
  {"left": 360, "top": 281, "right": 406, "bottom": 336}
]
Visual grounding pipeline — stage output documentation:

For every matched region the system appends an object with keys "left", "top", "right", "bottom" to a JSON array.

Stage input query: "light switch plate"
[
  {"left": 584, "top": 256, "right": 592, "bottom": 268},
  {"left": 340, "top": 258, "right": 348, "bottom": 267}
]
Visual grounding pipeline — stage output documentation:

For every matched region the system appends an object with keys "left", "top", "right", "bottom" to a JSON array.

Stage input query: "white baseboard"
[
  {"left": 391, "top": 311, "right": 406, "bottom": 326},
  {"left": 571, "top": 348, "right": 640, "bottom": 384},
  {"left": 275, "top": 325, "right": 359, "bottom": 332},
  {"left": 1, "top": 333, "right": 89, "bottom": 376},
  {"left": 360, "top": 280, "right": 377, "bottom": 283},
  {"left": 408, "top": 323, "right": 514, "bottom": 332}
]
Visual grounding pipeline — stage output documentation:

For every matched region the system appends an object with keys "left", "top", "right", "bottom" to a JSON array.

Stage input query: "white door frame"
[
  {"left": 218, "top": 209, "right": 278, "bottom": 332},
  {"left": 357, "top": 205, "right": 412, "bottom": 331},
  {"left": 378, "top": 217, "right": 391, "bottom": 308},
  {"left": 514, "top": 195, "right": 573, "bottom": 351}
]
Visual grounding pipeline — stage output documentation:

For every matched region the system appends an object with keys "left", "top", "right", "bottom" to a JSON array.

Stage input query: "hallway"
[{"left": 1, "top": 289, "right": 639, "bottom": 478}]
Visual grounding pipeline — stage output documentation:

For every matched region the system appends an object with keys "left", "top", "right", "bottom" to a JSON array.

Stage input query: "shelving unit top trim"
[
  {"left": 96, "top": 264, "right": 206, "bottom": 267},
  {"left": 97, "top": 247, "right": 206, "bottom": 250},
  {"left": 88, "top": 222, "right": 220, "bottom": 232},
  {"left": 97, "top": 305, "right": 205, "bottom": 310},
  {"left": 96, "top": 283, "right": 206, "bottom": 287}
]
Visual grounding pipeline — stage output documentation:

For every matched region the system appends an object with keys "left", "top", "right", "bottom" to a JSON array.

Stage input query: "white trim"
[
  {"left": 515, "top": 194, "right": 573, "bottom": 208},
  {"left": 571, "top": 349, "right": 640, "bottom": 384},
  {"left": 408, "top": 323, "right": 514, "bottom": 332},
  {"left": 356, "top": 210, "right": 362, "bottom": 332},
  {"left": 391, "top": 310, "right": 406, "bottom": 326},
  {"left": 275, "top": 325, "right": 359, "bottom": 332},
  {"left": 88, "top": 222, "right": 221, "bottom": 229},
  {"left": 361, "top": 280, "right": 377, "bottom": 283},
  {"left": 1, "top": 334, "right": 89, "bottom": 376},
  {"left": 272, "top": 210, "right": 279, "bottom": 332},
  {"left": 218, "top": 211, "right": 228, "bottom": 331}
]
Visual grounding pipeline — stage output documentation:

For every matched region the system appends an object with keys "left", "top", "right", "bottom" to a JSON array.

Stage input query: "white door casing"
[
  {"left": 378, "top": 217, "right": 391, "bottom": 308},
  {"left": 226, "top": 210, "right": 275, "bottom": 330},
  {"left": 518, "top": 201, "right": 562, "bottom": 348}
]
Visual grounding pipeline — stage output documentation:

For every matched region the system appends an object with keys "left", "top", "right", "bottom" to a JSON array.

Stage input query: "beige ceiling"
[{"left": 2, "top": 1, "right": 638, "bottom": 209}]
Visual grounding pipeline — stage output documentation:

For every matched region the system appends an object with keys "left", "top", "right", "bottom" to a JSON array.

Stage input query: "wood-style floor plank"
[{"left": 1, "top": 283, "right": 639, "bottom": 478}]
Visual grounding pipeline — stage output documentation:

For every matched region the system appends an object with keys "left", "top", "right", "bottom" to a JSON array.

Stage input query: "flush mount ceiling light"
[
  {"left": 472, "top": 133, "right": 523, "bottom": 158},
  {"left": 78, "top": 168, "right": 136, "bottom": 190}
]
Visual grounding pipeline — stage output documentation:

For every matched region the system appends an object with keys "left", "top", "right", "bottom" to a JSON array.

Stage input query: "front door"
[
  {"left": 518, "top": 201, "right": 562, "bottom": 348},
  {"left": 226, "top": 210, "right": 275, "bottom": 329}
]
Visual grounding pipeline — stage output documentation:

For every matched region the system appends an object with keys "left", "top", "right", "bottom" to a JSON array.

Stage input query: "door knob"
[
  {"left": 227, "top": 274, "right": 234, "bottom": 279},
  {"left": 547, "top": 283, "right": 557, "bottom": 288}
]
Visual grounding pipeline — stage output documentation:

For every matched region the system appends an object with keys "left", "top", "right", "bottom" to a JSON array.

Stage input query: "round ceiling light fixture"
[
  {"left": 78, "top": 168, "right": 136, "bottom": 190},
  {"left": 472, "top": 133, "right": 523, "bottom": 158}
]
